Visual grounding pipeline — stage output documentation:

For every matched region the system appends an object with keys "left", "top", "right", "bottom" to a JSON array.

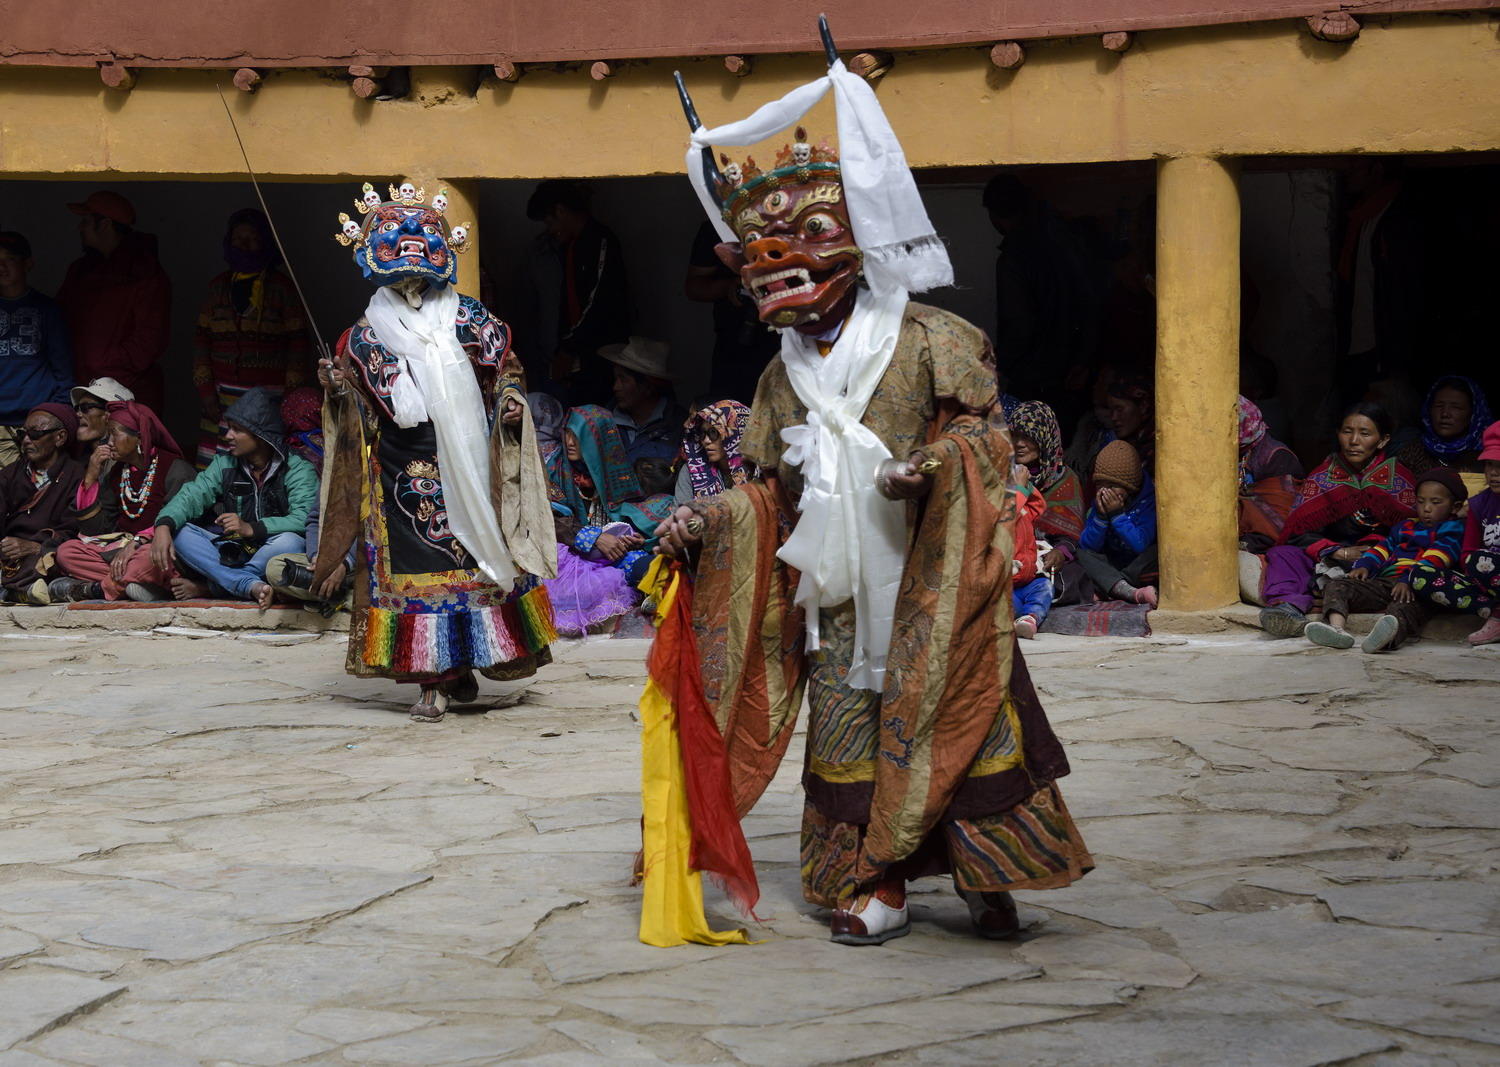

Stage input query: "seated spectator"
[
  {"left": 1238, "top": 395, "right": 1305, "bottom": 548},
  {"left": 1010, "top": 400, "right": 1086, "bottom": 603},
  {"left": 0, "top": 232, "right": 74, "bottom": 469},
  {"left": 1078, "top": 440, "right": 1158, "bottom": 608},
  {"left": 264, "top": 495, "right": 353, "bottom": 616},
  {"left": 148, "top": 387, "right": 315, "bottom": 608},
  {"left": 51, "top": 400, "right": 194, "bottom": 602},
  {"left": 0, "top": 404, "right": 83, "bottom": 604},
  {"left": 192, "top": 208, "right": 311, "bottom": 469},
  {"left": 1103, "top": 369, "right": 1154, "bottom": 473},
  {"left": 279, "top": 387, "right": 325, "bottom": 475},
  {"left": 1306, "top": 468, "right": 1465, "bottom": 653},
  {"left": 1064, "top": 363, "right": 1118, "bottom": 477},
  {"left": 544, "top": 404, "right": 674, "bottom": 635},
  {"left": 1011, "top": 464, "right": 1051, "bottom": 639},
  {"left": 530, "top": 391, "right": 568, "bottom": 494},
  {"left": 1397, "top": 375, "right": 1491, "bottom": 484},
  {"left": 600, "top": 337, "right": 685, "bottom": 496},
  {"left": 1413, "top": 421, "right": 1500, "bottom": 646},
  {"left": 674, "top": 400, "right": 753, "bottom": 504},
  {"left": 1258, "top": 402, "right": 1416, "bottom": 638},
  {"left": 58, "top": 191, "right": 171, "bottom": 412},
  {"left": 71, "top": 377, "right": 134, "bottom": 451}
]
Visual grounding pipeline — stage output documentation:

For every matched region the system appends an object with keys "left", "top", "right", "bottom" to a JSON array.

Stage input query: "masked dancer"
[
  {"left": 645, "top": 27, "right": 1092, "bottom": 947},
  {"left": 316, "top": 181, "right": 557, "bottom": 722}
]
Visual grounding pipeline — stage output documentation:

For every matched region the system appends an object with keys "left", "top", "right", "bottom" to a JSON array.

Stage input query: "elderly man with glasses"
[{"left": 0, "top": 403, "right": 83, "bottom": 604}]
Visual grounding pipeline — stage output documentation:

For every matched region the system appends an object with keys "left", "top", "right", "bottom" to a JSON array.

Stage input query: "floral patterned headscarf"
[
  {"left": 1009, "top": 400, "right": 1066, "bottom": 491},
  {"left": 1238, "top": 395, "right": 1268, "bottom": 449},
  {"left": 682, "top": 400, "right": 753, "bottom": 498},
  {"left": 1420, "top": 375, "right": 1492, "bottom": 458}
]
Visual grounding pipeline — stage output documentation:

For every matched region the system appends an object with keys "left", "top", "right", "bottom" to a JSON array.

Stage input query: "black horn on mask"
[{"left": 673, "top": 70, "right": 725, "bottom": 192}]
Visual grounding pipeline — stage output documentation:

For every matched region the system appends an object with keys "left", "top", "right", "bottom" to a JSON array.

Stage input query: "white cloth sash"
[
  {"left": 364, "top": 284, "right": 518, "bottom": 589},
  {"left": 776, "top": 286, "right": 909, "bottom": 692}
]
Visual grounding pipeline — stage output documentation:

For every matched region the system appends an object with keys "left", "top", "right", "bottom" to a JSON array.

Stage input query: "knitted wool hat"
[
  {"left": 1479, "top": 420, "right": 1500, "bottom": 463},
  {"left": 1415, "top": 466, "right": 1469, "bottom": 504},
  {"left": 1093, "top": 440, "right": 1144, "bottom": 494}
]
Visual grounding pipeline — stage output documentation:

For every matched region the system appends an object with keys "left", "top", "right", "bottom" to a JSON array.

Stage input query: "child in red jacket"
[{"left": 1012, "top": 464, "right": 1051, "bottom": 639}]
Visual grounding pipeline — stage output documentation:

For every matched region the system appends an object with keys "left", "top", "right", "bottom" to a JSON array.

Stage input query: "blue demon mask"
[{"left": 354, "top": 203, "right": 458, "bottom": 288}]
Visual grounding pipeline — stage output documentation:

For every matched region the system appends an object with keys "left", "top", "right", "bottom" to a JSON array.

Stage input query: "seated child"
[
  {"left": 1305, "top": 467, "right": 1466, "bottom": 653},
  {"left": 1011, "top": 464, "right": 1051, "bottom": 640},
  {"left": 1078, "top": 440, "right": 1158, "bottom": 608},
  {"left": 1411, "top": 421, "right": 1500, "bottom": 646}
]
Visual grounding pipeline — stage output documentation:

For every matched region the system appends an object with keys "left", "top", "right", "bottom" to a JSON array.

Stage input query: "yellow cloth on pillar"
[{"left": 637, "top": 557, "right": 752, "bottom": 948}]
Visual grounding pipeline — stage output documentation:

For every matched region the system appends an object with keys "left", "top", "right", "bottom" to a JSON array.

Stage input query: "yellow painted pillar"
[{"left": 1155, "top": 156, "right": 1240, "bottom": 611}]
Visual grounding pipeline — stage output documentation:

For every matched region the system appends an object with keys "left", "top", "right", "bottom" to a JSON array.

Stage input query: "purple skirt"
[{"left": 544, "top": 543, "right": 640, "bottom": 637}]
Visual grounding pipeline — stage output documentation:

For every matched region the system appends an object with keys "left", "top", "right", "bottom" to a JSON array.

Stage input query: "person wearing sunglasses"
[
  {"left": 0, "top": 232, "right": 74, "bottom": 470},
  {"left": 0, "top": 403, "right": 82, "bottom": 604}
]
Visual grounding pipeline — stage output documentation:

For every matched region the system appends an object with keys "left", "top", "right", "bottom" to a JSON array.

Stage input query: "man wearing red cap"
[{"left": 57, "top": 191, "right": 171, "bottom": 413}]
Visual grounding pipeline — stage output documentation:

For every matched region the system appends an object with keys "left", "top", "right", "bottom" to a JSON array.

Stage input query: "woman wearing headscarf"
[
  {"left": 1237, "top": 395, "right": 1304, "bottom": 548},
  {"left": 1396, "top": 375, "right": 1491, "bottom": 484},
  {"left": 50, "top": 400, "right": 193, "bottom": 601},
  {"left": 528, "top": 391, "right": 567, "bottom": 496},
  {"left": 1257, "top": 401, "right": 1416, "bottom": 636},
  {"left": 1009, "top": 400, "right": 1088, "bottom": 603},
  {"left": 673, "top": 399, "right": 754, "bottom": 504},
  {"left": 279, "top": 387, "right": 326, "bottom": 475},
  {"left": 544, "top": 404, "right": 674, "bottom": 634},
  {"left": 192, "top": 208, "right": 311, "bottom": 468}
]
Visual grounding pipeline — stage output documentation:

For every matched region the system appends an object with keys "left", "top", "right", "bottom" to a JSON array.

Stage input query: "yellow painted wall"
[{"left": 0, "top": 15, "right": 1496, "bottom": 182}]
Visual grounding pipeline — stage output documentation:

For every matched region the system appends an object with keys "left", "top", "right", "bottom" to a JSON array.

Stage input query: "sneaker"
[
  {"left": 1259, "top": 603, "right": 1308, "bottom": 638},
  {"left": 1015, "top": 614, "right": 1038, "bottom": 640},
  {"left": 124, "top": 582, "right": 168, "bottom": 603},
  {"left": 1305, "top": 621, "right": 1355, "bottom": 649},
  {"left": 1467, "top": 615, "right": 1500, "bottom": 647},
  {"left": 46, "top": 577, "right": 102, "bottom": 603},
  {"left": 1361, "top": 614, "right": 1401, "bottom": 654}
]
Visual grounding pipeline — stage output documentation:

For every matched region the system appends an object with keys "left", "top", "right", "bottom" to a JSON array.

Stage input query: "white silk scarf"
[
  {"left": 364, "top": 283, "right": 518, "bottom": 589},
  {"left": 776, "top": 285, "right": 909, "bottom": 692}
]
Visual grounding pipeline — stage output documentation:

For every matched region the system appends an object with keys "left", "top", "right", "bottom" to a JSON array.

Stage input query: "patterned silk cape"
[{"left": 685, "top": 412, "right": 1072, "bottom": 873}]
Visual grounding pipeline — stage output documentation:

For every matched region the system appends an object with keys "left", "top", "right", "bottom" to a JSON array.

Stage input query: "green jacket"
[{"left": 155, "top": 452, "right": 318, "bottom": 545}]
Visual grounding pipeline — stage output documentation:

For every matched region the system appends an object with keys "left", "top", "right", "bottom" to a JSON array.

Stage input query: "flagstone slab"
[{"left": 0, "top": 973, "right": 125, "bottom": 1050}]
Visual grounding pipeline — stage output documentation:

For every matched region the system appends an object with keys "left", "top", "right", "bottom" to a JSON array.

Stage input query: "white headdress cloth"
[
  {"left": 364, "top": 282, "right": 519, "bottom": 589},
  {"left": 685, "top": 59, "right": 952, "bottom": 297},
  {"left": 686, "top": 62, "right": 953, "bottom": 692}
]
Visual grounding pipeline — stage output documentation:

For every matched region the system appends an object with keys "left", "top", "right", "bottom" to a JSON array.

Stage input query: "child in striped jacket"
[{"left": 1304, "top": 468, "right": 1466, "bottom": 653}]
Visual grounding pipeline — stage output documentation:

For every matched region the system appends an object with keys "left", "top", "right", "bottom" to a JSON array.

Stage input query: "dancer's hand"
[
  {"left": 501, "top": 397, "right": 523, "bottom": 426},
  {"left": 655, "top": 506, "right": 703, "bottom": 559},
  {"left": 317, "top": 355, "right": 351, "bottom": 396},
  {"left": 316, "top": 560, "right": 349, "bottom": 601},
  {"left": 881, "top": 453, "right": 934, "bottom": 501}
]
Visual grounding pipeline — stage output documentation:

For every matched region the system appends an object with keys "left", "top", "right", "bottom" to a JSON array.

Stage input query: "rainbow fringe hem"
[{"left": 359, "top": 583, "right": 558, "bottom": 674}]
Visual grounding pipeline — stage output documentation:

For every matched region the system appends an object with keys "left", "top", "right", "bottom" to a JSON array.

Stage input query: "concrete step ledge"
[
  {"left": 0, "top": 602, "right": 348, "bottom": 633},
  {"left": 1149, "top": 602, "right": 1483, "bottom": 642}
]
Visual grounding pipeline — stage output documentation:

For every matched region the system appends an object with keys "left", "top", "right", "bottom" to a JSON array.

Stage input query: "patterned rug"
[{"left": 1039, "top": 601, "right": 1153, "bottom": 637}]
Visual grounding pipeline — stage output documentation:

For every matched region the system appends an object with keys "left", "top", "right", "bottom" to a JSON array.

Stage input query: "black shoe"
[
  {"left": 1258, "top": 603, "right": 1308, "bottom": 638},
  {"left": 47, "top": 578, "right": 103, "bottom": 603}
]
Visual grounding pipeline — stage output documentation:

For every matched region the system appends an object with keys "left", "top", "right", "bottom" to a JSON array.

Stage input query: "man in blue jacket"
[{"left": 149, "top": 387, "right": 316, "bottom": 608}]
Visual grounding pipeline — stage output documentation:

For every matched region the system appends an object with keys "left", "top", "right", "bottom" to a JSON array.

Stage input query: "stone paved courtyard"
[{"left": 0, "top": 624, "right": 1496, "bottom": 1066}]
